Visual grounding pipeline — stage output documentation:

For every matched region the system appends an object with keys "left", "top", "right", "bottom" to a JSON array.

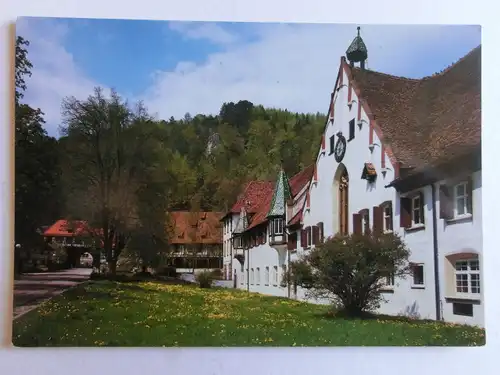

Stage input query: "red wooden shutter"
[
  {"left": 287, "top": 233, "right": 294, "bottom": 250},
  {"left": 400, "top": 197, "right": 412, "bottom": 228},
  {"left": 353, "top": 213, "right": 362, "bottom": 235},
  {"left": 439, "top": 185, "right": 452, "bottom": 219},
  {"left": 466, "top": 176, "right": 473, "bottom": 216},
  {"left": 312, "top": 226, "right": 319, "bottom": 245},
  {"left": 373, "top": 206, "right": 383, "bottom": 235},
  {"left": 419, "top": 191, "right": 425, "bottom": 225},
  {"left": 300, "top": 230, "right": 306, "bottom": 248}
]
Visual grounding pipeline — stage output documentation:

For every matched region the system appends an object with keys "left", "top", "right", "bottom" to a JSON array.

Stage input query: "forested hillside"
[
  {"left": 15, "top": 34, "right": 326, "bottom": 271},
  {"left": 151, "top": 101, "right": 326, "bottom": 212}
]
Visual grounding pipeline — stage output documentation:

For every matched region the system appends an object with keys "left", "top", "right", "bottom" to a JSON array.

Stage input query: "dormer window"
[{"left": 271, "top": 218, "right": 284, "bottom": 235}]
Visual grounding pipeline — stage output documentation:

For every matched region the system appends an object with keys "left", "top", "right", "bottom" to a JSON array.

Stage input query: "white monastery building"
[{"left": 221, "top": 28, "right": 482, "bottom": 327}]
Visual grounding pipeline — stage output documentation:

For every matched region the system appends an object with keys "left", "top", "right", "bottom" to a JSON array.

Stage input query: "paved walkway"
[{"left": 13, "top": 268, "right": 92, "bottom": 319}]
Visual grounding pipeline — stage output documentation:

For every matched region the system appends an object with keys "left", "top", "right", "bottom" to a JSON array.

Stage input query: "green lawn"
[{"left": 13, "top": 280, "right": 485, "bottom": 347}]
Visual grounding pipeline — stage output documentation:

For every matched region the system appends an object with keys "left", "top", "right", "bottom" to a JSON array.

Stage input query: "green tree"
[
  {"left": 60, "top": 87, "right": 164, "bottom": 274},
  {"left": 287, "top": 232, "right": 411, "bottom": 316},
  {"left": 15, "top": 36, "right": 62, "bottom": 274}
]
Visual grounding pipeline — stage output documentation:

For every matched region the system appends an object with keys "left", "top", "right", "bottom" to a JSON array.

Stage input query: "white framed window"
[
  {"left": 272, "top": 218, "right": 284, "bottom": 235},
  {"left": 411, "top": 264, "right": 425, "bottom": 288},
  {"left": 265, "top": 267, "right": 270, "bottom": 285},
  {"left": 256, "top": 267, "right": 260, "bottom": 284},
  {"left": 250, "top": 268, "right": 254, "bottom": 284},
  {"left": 273, "top": 266, "right": 278, "bottom": 285},
  {"left": 383, "top": 204, "right": 393, "bottom": 232},
  {"left": 455, "top": 259, "right": 480, "bottom": 294},
  {"left": 306, "top": 227, "right": 312, "bottom": 247},
  {"left": 411, "top": 195, "right": 423, "bottom": 225},
  {"left": 454, "top": 182, "right": 469, "bottom": 217}
]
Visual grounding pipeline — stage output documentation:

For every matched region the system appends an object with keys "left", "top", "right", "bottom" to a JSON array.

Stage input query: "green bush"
[
  {"left": 195, "top": 270, "right": 214, "bottom": 288},
  {"left": 289, "top": 232, "right": 411, "bottom": 317}
]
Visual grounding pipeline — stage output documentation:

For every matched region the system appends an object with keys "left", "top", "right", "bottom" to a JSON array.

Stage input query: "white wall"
[
  {"left": 436, "top": 170, "right": 483, "bottom": 326},
  {"left": 222, "top": 63, "right": 484, "bottom": 327},
  {"left": 222, "top": 213, "right": 239, "bottom": 279}
]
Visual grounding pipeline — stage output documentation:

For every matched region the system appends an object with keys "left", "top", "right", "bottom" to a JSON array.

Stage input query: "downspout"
[
  {"left": 287, "top": 249, "right": 291, "bottom": 298},
  {"left": 431, "top": 183, "right": 442, "bottom": 321},
  {"left": 246, "top": 247, "right": 250, "bottom": 292}
]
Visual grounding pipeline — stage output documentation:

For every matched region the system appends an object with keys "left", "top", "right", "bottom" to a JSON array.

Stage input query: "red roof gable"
[
  {"left": 43, "top": 220, "right": 93, "bottom": 237},
  {"left": 288, "top": 210, "right": 303, "bottom": 227},
  {"left": 245, "top": 193, "right": 273, "bottom": 231},
  {"left": 289, "top": 164, "right": 314, "bottom": 197},
  {"left": 228, "top": 181, "right": 274, "bottom": 215},
  {"left": 168, "top": 212, "right": 223, "bottom": 244},
  {"left": 243, "top": 165, "right": 314, "bottom": 232}
]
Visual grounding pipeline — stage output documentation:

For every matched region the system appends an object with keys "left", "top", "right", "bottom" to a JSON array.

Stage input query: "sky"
[{"left": 15, "top": 17, "right": 481, "bottom": 137}]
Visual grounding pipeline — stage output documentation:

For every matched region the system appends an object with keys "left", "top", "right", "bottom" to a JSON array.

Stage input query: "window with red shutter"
[
  {"left": 307, "top": 227, "right": 312, "bottom": 247},
  {"left": 317, "top": 222, "right": 324, "bottom": 243},
  {"left": 400, "top": 197, "right": 412, "bottom": 229},
  {"left": 380, "top": 201, "right": 393, "bottom": 232},
  {"left": 300, "top": 229, "right": 306, "bottom": 248},
  {"left": 359, "top": 209, "right": 370, "bottom": 234}
]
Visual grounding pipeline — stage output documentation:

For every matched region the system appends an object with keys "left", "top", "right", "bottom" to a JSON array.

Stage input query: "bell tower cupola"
[{"left": 346, "top": 26, "right": 368, "bottom": 70}]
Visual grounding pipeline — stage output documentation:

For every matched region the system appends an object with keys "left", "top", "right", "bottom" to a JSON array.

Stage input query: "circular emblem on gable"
[{"left": 334, "top": 134, "right": 347, "bottom": 162}]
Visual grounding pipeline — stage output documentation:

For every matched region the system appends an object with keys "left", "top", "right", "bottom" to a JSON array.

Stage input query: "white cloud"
[
  {"left": 142, "top": 24, "right": 481, "bottom": 120},
  {"left": 16, "top": 17, "right": 107, "bottom": 136},
  {"left": 169, "top": 21, "right": 239, "bottom": 45},
  {"left": 18, "top": 19, "right": 480, "bottom": 136}
]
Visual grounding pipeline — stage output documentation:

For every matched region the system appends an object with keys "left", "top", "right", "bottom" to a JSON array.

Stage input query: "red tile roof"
[
  {"left": 288, "top": 210, "right": 303, "bottom": 227},
  {"left": 244, "top": 166, "right": 314, "bottom": 231},
  {"left": 289, "top": 164, "right": 314, "bottom": 196},
  {"left": 43, "top": 220, "right": 93, "bottom": 237},
  {"left": 245, "top": 193, "right": 273, "bottom": 231},
  {"left": 348, "top": 46, "right": 481, "bottom": 171},
  {"left": 168, "top": 212, "right": 223, "bottom": 244},
  {"left": 226, "top": 181, "right": 274, "bottom": 216}
]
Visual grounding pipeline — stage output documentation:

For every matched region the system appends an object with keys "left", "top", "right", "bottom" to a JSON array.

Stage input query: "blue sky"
[{"left": 16, "top": 18, "right": 481, "bottom": 136}]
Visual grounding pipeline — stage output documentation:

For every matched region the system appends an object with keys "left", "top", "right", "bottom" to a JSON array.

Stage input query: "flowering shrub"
[{"left": 288, "top": 232, "right": 411, "bottom": 316}]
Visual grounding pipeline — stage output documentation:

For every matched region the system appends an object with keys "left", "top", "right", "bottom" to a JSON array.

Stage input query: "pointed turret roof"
[
  {"left": 346, "top": 26, "right": 368, "bottom": 63},
  {"left": 266, "top": 167, "right": 292, "bottom": 218}
]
